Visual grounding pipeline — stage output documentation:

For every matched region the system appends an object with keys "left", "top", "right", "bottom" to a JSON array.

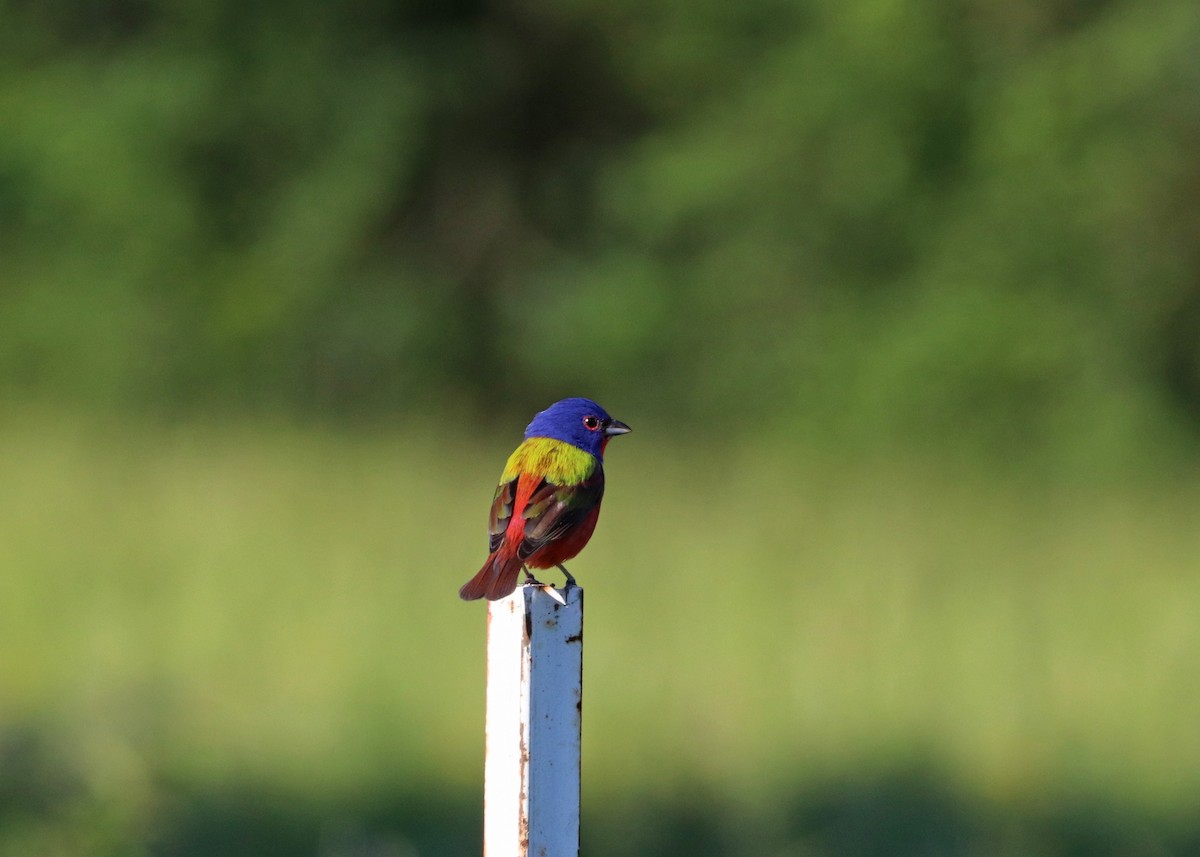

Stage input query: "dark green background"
[{"left": 4, "top": 0, "right": 1200, "bottom": 465}]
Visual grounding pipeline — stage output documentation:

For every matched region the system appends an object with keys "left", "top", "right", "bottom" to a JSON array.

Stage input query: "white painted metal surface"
[{"left": 484, "top": 584, "right": 583, "bottom": 857}]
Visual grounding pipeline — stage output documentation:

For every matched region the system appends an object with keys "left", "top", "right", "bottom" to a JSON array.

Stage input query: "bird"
[{"left": 459, "top": 397, "right": 631, "bottom": 601}]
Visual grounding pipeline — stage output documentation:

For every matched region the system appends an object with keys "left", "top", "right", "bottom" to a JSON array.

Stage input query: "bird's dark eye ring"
[{"left": 583, "top": 415, "right": 601, "bottom": 431}]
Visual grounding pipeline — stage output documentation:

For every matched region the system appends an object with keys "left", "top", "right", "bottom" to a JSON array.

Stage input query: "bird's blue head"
[{"left": 524, "top": 397, "right": 631, "bottom": 458}]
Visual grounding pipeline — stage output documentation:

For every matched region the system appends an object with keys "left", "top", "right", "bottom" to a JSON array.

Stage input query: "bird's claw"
[
  {"left": 522, "top": 567, "right": 545, "bottom": 587},
  {"left": 556, "top": 564, "right": 577, "bottom": 589}
]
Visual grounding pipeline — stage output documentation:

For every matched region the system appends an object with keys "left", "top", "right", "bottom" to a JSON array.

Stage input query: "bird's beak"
[{"left": 604, "top": 419, "right": 631, "bottom": 436}]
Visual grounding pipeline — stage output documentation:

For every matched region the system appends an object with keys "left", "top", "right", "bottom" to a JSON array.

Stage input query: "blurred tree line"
[{"left": 2, "top": 0, "right": 1199, "bottom": 464}]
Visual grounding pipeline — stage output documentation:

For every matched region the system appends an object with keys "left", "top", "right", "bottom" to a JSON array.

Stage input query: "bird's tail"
[{"left": 458, "top": 554, "right": 525, "bottom": 601}]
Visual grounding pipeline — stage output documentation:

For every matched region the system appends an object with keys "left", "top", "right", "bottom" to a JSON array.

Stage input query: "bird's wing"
[
  {"left": 487, "top": 467, "right": 605, "bottom": 559},
  {"left": 487, "top": 477, "right": 516, "bottom": 554}
]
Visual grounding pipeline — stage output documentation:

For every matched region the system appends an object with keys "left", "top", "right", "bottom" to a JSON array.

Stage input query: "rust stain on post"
[{"left": 518, "top": 726, "right": 529, "bottom": 854}]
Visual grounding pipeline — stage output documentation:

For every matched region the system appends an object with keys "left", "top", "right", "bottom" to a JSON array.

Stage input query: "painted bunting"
[{"left": 459, "top": 398, "right": 631, "bottom": 601}]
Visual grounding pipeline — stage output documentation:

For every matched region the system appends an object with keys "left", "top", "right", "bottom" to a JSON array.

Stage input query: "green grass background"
[{"left": 3, "top": 409, "right": 1198, "bottom": 855}]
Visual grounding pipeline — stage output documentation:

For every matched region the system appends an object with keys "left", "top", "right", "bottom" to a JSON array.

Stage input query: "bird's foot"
[
  {"left": 522, "top": 567, "right": 545, "bottom": 587},
  {"left": 556, "top": 564, "right": 578, "bottom": 589}
]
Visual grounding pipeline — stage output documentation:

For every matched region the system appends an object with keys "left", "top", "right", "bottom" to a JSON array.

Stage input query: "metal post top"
[{"left": 505, "top": 583, "right": 583, "bottom": 609}]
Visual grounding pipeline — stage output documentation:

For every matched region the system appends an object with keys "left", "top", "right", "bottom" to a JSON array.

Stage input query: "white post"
[{"left": 484, "top": 584, "right": 583, "bottom": 857}]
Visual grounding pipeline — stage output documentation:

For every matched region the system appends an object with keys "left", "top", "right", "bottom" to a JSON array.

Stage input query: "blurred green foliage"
[
  {"left": 5, "top": 0, "right": 1200, "bottom": 854},
  {"left": 3, "top": 0, "right": 1200, "bottom": 467}
]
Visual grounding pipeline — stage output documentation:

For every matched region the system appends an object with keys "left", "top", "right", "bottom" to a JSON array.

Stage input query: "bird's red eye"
[{"left": 583, "top": 415, "right": 601, "bottom": 431}]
